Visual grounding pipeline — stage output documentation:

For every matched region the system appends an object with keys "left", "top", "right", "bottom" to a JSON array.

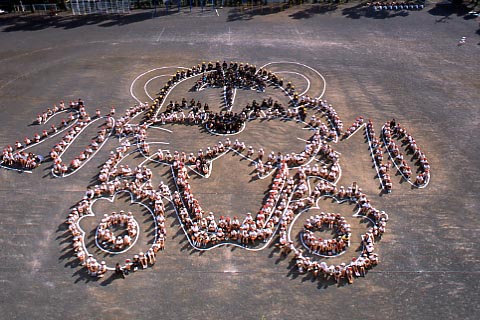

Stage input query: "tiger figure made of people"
[{"left": 0, "top": 60, "right": 430, "bottom": 285}]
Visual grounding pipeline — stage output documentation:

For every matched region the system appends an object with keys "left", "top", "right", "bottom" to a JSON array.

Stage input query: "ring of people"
[
  {"left": 94, "top": 203, "right": 142, "bottom": 254},
  {"left": 1, "top": 60, "right": 430, "bottom": 284}
]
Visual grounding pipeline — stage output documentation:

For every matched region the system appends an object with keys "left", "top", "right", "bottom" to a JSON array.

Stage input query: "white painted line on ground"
[
  {"left": 156, "top": 27, "right": 165, "bottom": 42},
  {"left": 130, "top": 66, "right": 189, "bottom": 104},
  {"left": 144, "top": 75, "right": 171, "bottom": 101},
  {"left": 259, "top": 61, "right": 327, "bottom": 99},
  {"left": 344, "top": 123, "right": 366, "bottom": 140},
  {"left": 274, "top": 71, "right": 311, "bottom": 97}
]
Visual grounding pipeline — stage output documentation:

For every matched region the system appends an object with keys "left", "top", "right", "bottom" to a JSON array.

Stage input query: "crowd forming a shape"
[{"left": 1, "top": 60, "right": 429, "bottom": 284}]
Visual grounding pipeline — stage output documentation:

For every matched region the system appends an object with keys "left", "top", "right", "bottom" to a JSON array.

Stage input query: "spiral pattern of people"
[{"left": 0, "top": 60, "right": 431, "bottom": 285}]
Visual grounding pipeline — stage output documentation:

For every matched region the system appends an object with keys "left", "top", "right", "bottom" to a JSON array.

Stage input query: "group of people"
[
  {"left": 366, "top": 119, "right": 393, "bottom": 192},
  {"left": 301, "top": 97, "right": 343, "bottom": 136},
  {"left": 1, "top": 98, "right": 120, "bottom": 175},
  {"left": 115, "top": 251, "right": 155, "bottom": 277},
  {"left": 63, "top": 100, "right": 183, "bottom": 276},
  {"left": 275, "top": 177, "right": 385, "bottom": 285},
  {"left": 367, "top": 1, "right": 425, "bottom": 11},
  {"left": 153, "top": 95, "right": 323, "bottom": 135},
  {"left": 66, "top": 122, "right": 385, "bottom": 284},
  {"left": 142, "top": 60, "right": 342, "bottom": 131},
  {"left": 35, "top": 101, "right": 68, "bottom": 125},
  {"left": 111, "top": 102, "right": 151, "bottom": 137},
  {"left": 293, "top": 249, "right": 379, "bottom": 284},
  {"left": 152, "top": 97, "right": 250, "bottom": 134},
  {"left": 1, "top": 106, "right": 79, "bottom": 170},
  {"left": 143, "top": 61, "right": 262, "bottom": 123},
  {"left": 173, "top": 161, "right": 290, "bottom": 247},
  {"left": 205, "top": 111, "right": 247, "bottom": 134},
  {"left": 135, "top": 110, "right": 386, "bottom": 283},
  {"left": 193, "top": 61, "right": 264, "bottom": 95},
  {"left": 302, "top": 212, "right": 351, "bottom": 256},
  {"left": 1, "top": 147, "right": 42, "bottom": 170},
  {"left": 58, "top": 61, "right": 391, "bottom": 284},
  {"left": 67, "top": 159, "right": 168, "bottom": 277},
  {"left": 51, "top": 115, "right": 113, "bottom": 176},
  {"left": 342, "top": 117, "right": 365, "bottom": 139},
  {"left": 254, "top": 132, "right": 329, "bottom": 179},
  {"left": 97, "top": 211, "right": 138, "bottom": 251},
  {"left": 382, "top": 119, "right": 429, "bottom": 186},
  {"left": 68, "top": 200, "right": 108, "bottom": 277}
]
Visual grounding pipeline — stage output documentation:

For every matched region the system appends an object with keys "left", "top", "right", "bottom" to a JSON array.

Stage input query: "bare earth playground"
[{"left": 0, "top": 3, "right": 479, "bottom": 319}]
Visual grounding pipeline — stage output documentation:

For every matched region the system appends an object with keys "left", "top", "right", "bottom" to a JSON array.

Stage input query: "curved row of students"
[
  {"left": 293, "top": 249, "right": 379, "bottom": 284},
  {"left": 5, "top": 100, "right": 97, "bottom": 154},
  {"left": 35, "top": 100, "right": 69, "bottom": 124},
  {"left": 133, "top": 127, "right": 333, "bottom": 182},
  {"left": 156, "top": 129, "right": 332, "bottom": 181},
  {"left": 97, "top": 211, "right": 138, "bottom": 251},
  {"left": 212, "top": 96, "right": 342, "bottom": 137},
  {"left": 299, "top": 97, "right": 343, "bottom": 135},
  {"left": 1, "top": 101, "right": 119, "bottom": 172},
  {"left": 302, "top": 212, "right": 351, "bottom": 256},
  {"left": 35, "top": 99, "right": 104, "bottom": 123},
  {"left": 154, "top": 97, "right": 314, "bottom": 134}
]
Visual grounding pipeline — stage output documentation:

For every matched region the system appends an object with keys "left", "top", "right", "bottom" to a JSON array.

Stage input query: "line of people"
[
  {"left": 382, "top": 119, "right": 429, "bottom": 186},
  {"left": 301, "top": 97, "right": 343, "bottom": 135},
  {"left": 367, "top": 1, "right": 425, "bottom": 11},
  {"left": 342, "top": 117, "right": 364, "bottom": 139},
  {"left": 35, "top": 100, "right": 67, "bottom": 124},
  {"left": 366, "top": 119, "right": 393, "bottom": 192}
]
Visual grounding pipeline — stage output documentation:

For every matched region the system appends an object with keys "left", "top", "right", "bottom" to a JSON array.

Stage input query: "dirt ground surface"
[{"left": 0, "top": 2, "right": 479, "bottom": 319}]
